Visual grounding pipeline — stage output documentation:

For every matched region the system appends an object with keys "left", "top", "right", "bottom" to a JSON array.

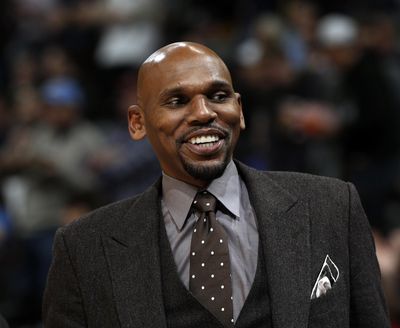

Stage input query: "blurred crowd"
[{"left": 1, "top": 0, "right": 400, "bottom": 326}]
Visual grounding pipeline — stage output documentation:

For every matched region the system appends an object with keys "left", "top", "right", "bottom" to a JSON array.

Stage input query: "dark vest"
[{"left": 159, "top": 220, "right": 272, "bottom": 328}]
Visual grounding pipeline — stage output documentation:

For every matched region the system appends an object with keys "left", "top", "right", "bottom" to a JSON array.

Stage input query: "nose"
[{"left": 187, "top": 96, "right": 217, "bottom": 124}]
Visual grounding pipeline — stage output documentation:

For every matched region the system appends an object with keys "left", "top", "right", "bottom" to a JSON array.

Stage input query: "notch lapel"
[
  {"left": 102, "top": 181, "right": 167, "bottom": 328},
  {"left": 237, "top": 163, "right": 311, "bottom": 328}
]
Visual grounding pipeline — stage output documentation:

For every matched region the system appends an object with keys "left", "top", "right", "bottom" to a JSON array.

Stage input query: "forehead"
[{"left": 139, "top": 51, "right": 233, "bottom": 103}]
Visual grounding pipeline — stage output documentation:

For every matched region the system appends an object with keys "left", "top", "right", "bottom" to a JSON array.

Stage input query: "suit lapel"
[
  {"left": 237, "top": 163, "right": 311, "bottom": 328},
  {"left": 102, "top": 181, "right": 167, "bottom": 328}
]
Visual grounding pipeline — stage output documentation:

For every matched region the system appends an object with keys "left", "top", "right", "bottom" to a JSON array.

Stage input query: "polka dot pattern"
[{"left": 189, "top": 191, "right": 233, "bottom": 327}]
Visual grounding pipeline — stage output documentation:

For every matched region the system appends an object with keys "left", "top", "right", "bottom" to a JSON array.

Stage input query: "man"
[{"left": 43, "top": 42, "right": 389, "bottom": 327}]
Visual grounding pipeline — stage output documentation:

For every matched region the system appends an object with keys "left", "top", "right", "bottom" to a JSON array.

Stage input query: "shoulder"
[
  {"left": 236, "top": 162, "right": 355, "bottom": 214},
  {"left": 266, "top": 171, "right": 354, "bottom": 213},
  {"left": 266, "top": 170, "right": 348, "bottom": 194},
  {"left": 237, "top": 161, "right": 350, "bottom": 198},
  {"left": 58, "top": 195, "right": 140, "bottom": 240},
  {"left": 59, "top": 177, "right": 161, "bottom": 240}
]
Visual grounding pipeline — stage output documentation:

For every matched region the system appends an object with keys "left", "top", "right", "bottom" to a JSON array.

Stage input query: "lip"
[
  {"left": 182, "top": 128, "right": 226, "bottom": 142},
  {"left": 183, "top": 139, "right": 224, "bottom": 156},
  {"left": 178, "top": 126, "right": 228, "bottom": 157}
]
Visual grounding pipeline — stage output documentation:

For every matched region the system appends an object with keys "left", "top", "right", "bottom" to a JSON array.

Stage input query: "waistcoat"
[{"left": 159, "top": 219, "right": 272, "bottom": 328}]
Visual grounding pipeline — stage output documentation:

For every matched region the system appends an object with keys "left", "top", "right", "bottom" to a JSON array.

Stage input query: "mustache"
[{"left": 176, "top": 122, "right": 230, "bottom": 144}]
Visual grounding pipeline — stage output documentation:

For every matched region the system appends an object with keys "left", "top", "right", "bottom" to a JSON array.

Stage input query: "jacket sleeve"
[
  {"left": 43, "top": 228, "right": 87, "bottom": 327},
  {"left": 347, "top": 182, "right": 391, "bottom": 327}
]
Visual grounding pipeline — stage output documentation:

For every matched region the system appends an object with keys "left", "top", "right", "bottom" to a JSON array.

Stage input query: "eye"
[
  {"left": 164, "top": 96, "right": 188, "bottom": 108},
  {"left": 210, "top": 91, "right": 230, "bottom": 102}
]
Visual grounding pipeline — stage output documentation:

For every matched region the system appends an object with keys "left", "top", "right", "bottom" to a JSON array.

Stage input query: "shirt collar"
[{"left": 162, "top": 161, "right": 241, "bottom": 231}]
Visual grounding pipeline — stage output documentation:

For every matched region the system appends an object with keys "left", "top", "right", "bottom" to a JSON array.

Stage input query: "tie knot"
[{"left": 193, "top": 191, "right": 217, "bottom": 213}]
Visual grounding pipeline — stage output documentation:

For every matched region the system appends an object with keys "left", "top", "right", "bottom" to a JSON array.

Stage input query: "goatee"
[{"left": 181, "top": 155, "right": 230, "bottom": 181}]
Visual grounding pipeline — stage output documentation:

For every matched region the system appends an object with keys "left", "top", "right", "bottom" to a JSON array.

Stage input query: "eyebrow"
[{"left": 159, "top": 80, "right": 233, "bottom": 99}]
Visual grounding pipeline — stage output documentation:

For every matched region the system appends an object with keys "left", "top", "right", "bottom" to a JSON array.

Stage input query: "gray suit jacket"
[{"left": 43, "top": 162, "right": 390, "bottom": 327}]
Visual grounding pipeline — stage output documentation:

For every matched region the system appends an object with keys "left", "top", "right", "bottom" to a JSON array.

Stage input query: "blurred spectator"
[
  {"left": 11, "top": 0, "right": 61, "bottom": 49},
  {"left": 0, "top": 76, "right": 106, "bottom": 325},
  {"left": 93, "top": 0, "right": 164, "bottom": 68},
  {"left": 9, "top": 51, "right": 38, "bottom": 89},
  {"left": 51, "top": 0, "right": 165, "bottom": 69},
  {"left": 234, "top": 11, "right": 341, "bottom": 175},
  {"left": 280, "top": 0, "right": 318, "bottom": 70},
  {"left": 316, "top": 13, "right": 400, "bottom": 234},
  {"left": 39, "top": 45, "right": 77, "bottom": 80},
  {"left": 234, "top": 13, "right": 296, "bottom": 169},
  {"left": 94, "top": 72, "right": 161, "bottom": 200},
  {"left": 46, "top": 0, "right": 167, "bottom": 120}
]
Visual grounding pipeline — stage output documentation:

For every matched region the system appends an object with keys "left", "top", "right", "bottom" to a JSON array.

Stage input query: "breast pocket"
[
  {"left": 309, "top": 286, "right": 337, "bottom": 318},
  {"left": 308, "top": 287, "right": 348, "bottom": 328}
]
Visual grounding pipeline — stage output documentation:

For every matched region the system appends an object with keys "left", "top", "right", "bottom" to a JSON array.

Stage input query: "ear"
[
  {"left": 236, "top": 93, "right": 246, "bottom": 130},
  {"left": 128, "top": 105, "right": 147, "bottom": 140}
]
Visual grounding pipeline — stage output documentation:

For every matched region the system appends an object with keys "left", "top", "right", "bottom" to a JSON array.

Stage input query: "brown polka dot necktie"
[{"left": 189, "top": 191, "right": 234, "bottom": 327}]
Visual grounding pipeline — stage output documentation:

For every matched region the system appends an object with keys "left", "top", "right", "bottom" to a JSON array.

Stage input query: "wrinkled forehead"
[{"left": 137, "top": 43, "right": 233, "bottom": 105}]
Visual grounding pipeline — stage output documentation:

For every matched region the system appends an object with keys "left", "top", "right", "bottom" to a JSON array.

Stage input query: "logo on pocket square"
[{"left": 310, "top": 255, "right": 339, "bottom": 300}]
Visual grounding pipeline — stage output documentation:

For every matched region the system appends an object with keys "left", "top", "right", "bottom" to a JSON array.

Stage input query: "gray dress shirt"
[{"left": 161, "top": 161, "right": 259, "bottom": 321}]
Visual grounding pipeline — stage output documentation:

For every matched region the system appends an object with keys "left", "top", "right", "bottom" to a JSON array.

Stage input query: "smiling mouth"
[
  {"left": 181, "top": 130, "right": 226, "bottom": 156},
  {"left": 187, "top": 134, "right": 220, "bottom": 147}
]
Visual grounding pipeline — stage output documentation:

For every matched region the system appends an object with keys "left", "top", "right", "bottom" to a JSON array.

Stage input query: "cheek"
[
  {"left": 150, "top": 109, "right": 184, "bottom": 133},
  {"left": 145, "top": 116, "right": 181, "bottom": 152},
  {"left": 217, "top": 106, "right": 243, "bottom": 128},
  {"left": 159, "top": 115, "right": 191, "bottom": 147}
]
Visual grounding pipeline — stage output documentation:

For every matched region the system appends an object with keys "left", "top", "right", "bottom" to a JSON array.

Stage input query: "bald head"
[
  {"left": 143, "top": 42, "right": 220, "bottom": 65},
  {"left": 137, "top": 42, "right": 233, "bottom": 108}
]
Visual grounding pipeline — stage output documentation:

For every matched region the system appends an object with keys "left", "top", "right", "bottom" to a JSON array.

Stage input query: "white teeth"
[{"left": 188, "top": 135, "right": 220, "bottom": 145}]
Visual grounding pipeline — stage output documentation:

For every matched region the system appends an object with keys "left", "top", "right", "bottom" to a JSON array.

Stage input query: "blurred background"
[{"left": 1, "top": 0, "right": 400, "bottom": 326}]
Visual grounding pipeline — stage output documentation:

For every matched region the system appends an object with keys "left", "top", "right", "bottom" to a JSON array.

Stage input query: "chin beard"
[{"left": 181, "top": 155, "right": 230, "bottom": 182}]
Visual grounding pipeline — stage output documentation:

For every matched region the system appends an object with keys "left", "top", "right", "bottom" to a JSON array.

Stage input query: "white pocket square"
[{"left": 310, "top": 255, "right": 339, "bottom": 300}]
